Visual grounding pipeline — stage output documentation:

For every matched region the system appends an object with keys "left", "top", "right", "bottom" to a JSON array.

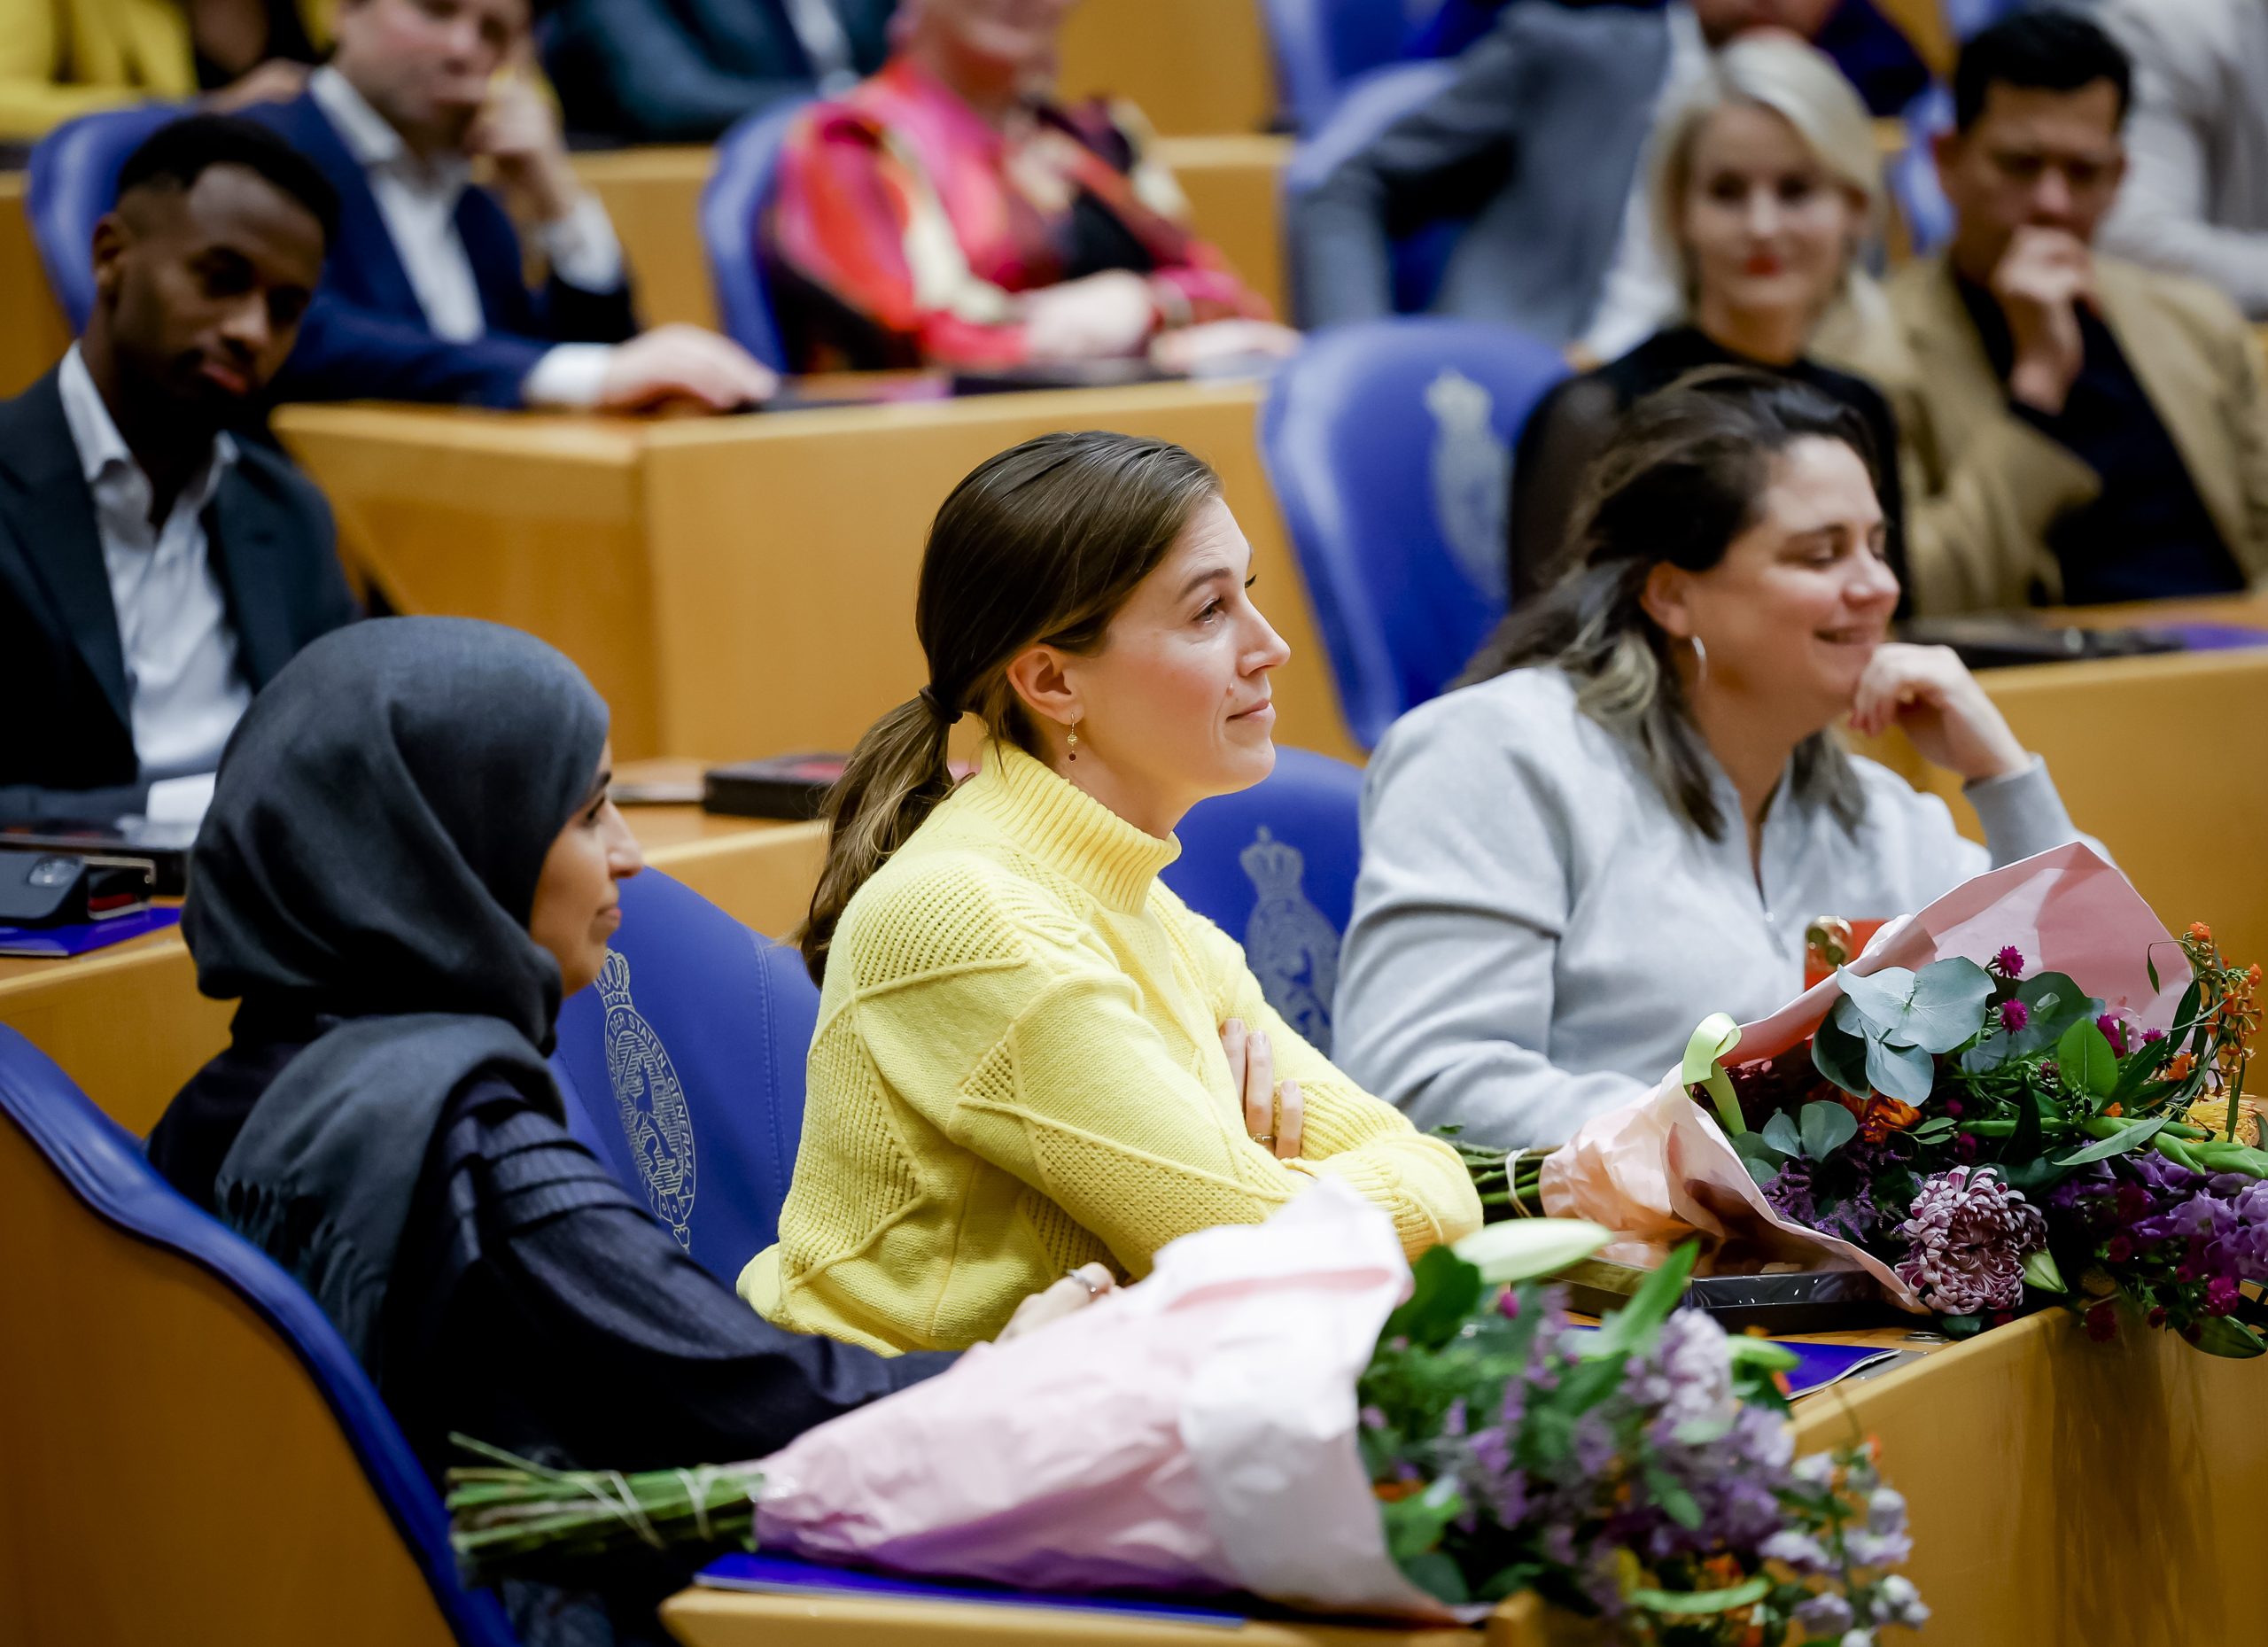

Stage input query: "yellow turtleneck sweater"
[{"left": 741, "top": 743, "right": 1481, "bottom": 1353}]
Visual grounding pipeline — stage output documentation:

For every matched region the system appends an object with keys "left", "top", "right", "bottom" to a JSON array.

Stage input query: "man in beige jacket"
[{"left": 1884, "top": 10, "right": 2268, "bottom": 614}]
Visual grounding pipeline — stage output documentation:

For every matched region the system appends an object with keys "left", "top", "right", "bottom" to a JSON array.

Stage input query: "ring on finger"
[{"left": 1064, "top": 1267, "right": 1104, "bottom": 1299}]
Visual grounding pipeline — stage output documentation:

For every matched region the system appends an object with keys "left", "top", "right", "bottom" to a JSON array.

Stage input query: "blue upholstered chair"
[
  {"left": 1283, "top": 58, "right": 1463, "bottom": 322},
  {"left": 0, "top": 1026, "right": 517, "bottom": 1647},
  {"left": 26, "top": 102, "right": 188, "bottom": 330},
  {"left": 1889, "top": 83, "right": 1955, "bottom": 259},
  {"left": 551, "top": 868, "right": 817, "bottom": 1289},
  {"left": 699, "top": 97, "right": 813, "bottom": 370},
  {"left": 1161, "top": 749, "right": 1365, "bottom": 1057},
  {"left": 1258, "top": 316, "right": 1568, "bottom": 750},
  {"left": 1260, "top": 0, "right": 1425, "bottom": 133}
]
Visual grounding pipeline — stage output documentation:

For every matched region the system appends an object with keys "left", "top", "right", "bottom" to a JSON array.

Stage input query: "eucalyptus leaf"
[
  {"left": 1864, "top": 1034, "right": 1937, "bottom": 1104},
  {"left": 2056, "top": 1019, "right": 2119, "bottom": 1098},
  {"left": 1732, "top": 1131, "right": 1785, "bottom": 1187},
  {"left": 1813, "top": 1005, "right": 1874, "bottom": 1098},
  {"left": 1835, "top": 957, "right": 1994, "bottom": 1053},
  {"left": 2053, "top": 1115, "right": 2168, "bottom": 1167},
  {"left": 1798, "top": 1099, "right": 1860, "bottom": 1160},
  {"left": 1761, "top": 1112, "right": 1803, "bottom": 1157},
  {"left": 1454, "top": 1218, "right": 1611, "bottom": 1286}
]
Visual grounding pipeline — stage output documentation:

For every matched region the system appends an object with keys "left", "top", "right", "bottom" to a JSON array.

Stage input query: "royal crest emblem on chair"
[
  {"left": 1239, "top": 827, "right": 1344, "bottom": 1051},
  {"left": 1424, "top": 366, "right": 1511, "bottom": 603},
  {"left": 598, "top": 952, "right": 698, "bottom": 1247}
]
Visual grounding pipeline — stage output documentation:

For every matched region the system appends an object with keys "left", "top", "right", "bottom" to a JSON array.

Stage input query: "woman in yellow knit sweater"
[{"left": 741, "top": 431, "right": 1481, "bottom": 1354}]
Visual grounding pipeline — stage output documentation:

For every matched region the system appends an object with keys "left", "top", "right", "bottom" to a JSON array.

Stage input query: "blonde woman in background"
[{"left": 1506, "top": 32, "right": 1907, "bottom": 603}]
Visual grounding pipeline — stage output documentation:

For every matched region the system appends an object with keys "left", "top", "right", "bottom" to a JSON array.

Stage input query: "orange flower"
[
  {"left": 2189, "top": 922, "right": 2215, "bottom": 944},
  {"left": 1372, "top": 1480, "right": 1425, "bottom": 1503},
  {"left": 2104, "top": 1103, "right": 2124, "bottom": 1118},
  {"left": 2168, "top": 1052, "right": 2198, "bottom": 1081}
]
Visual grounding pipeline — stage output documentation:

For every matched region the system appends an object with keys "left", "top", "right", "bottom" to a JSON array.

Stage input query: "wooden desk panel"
[
  {"left": 1, "top": 171, "right": 71, "bottom": 398},
  {"left": 639, "top": 380, "right": 1361, "bottom": 764},
  {"left": 1791, "top": 1307, "right": 2264, "bottom": 1645},
  {"left": 573, "top": 145, "right": 718, "bottom": 333},
  {"left": 273, "top": 406, "right": 664, "bottom": 756},
  {"left": 1057, "top": 0, "right": 1277, "bottom": 137},
  {"left": 1159, "top": 135, "right": 1294, "bottom": 320},
  {"left": 0, "top": 808, "right": 822, "bottom": 1134}
]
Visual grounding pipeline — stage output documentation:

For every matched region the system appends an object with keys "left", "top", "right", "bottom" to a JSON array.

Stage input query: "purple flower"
[
  {"left": 1760, "top": 1528, "right": 1833, "bottom": 1573},
  {"left": 1796, "top": 1593, "right": 1855, "bottom": 1635},
  {"left": 1954, "top": 1131, "right": 1979, "bottom": 1163},
  {"left": 2096, "top": 1014, "right": 2130, "bottom": 1055},
  {"left": 2143, "top": 1028, "right": 2166, "bottom": 1045},
  {"left": 2206, "top": 1275, "right": 2241, "bottom": 1316},
  {"left": 1893, "top": 1167, "right": 2049, "bottom": 1314},
  {"left": 1993, "top": 945, "right": 2026, "bottom": 977},
  {"left": 1495, "top": 1287, "right": 1521, "bottom": 1322},
  {"left": 1999, "top": 999, "right": 2031, "bottom": 1033}
]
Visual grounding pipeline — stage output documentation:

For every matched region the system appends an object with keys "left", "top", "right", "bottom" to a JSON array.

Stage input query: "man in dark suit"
[
  {"left": 249, "top": 0, "right": 778, "bottom": 410},
  {"left": 545, "top": 0, "right": 896, "bottom": 145},
  {"left": 1288, "top": 0, "right": 1837, "bottom": 353},
  {"left": 0, "top": 116, "right": 358, "bottom": 822}
]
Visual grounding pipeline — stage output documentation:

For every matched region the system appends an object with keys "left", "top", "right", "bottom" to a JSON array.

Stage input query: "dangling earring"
[
  {"left": 1689, "top": 634, "right": 1708, "bottom": 682},
  {"left": 1066, "top": 721, "right": 1080, "bottom": 762}
]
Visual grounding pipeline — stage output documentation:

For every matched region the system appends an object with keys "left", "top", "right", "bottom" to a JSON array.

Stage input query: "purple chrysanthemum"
[{"left": 1892, "top": 1167, "right": 2048, "bottom": 1314}]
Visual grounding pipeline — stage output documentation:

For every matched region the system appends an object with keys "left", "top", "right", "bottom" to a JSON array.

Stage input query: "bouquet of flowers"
[
  {"left": 448, "top": 1185, "right": 1922, "bottom": 1644},
  {"left": 1467, "top": 846, "right": 2266, "bottom": 1356}
]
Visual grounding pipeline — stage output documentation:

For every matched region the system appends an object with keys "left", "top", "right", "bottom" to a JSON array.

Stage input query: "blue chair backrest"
[
  {"left": 1161, "top": 749, "right": 1365, "bottom": 1056},
  {"left": 551, "top": 868, "right": 817, "bottom": 1287},
  {"left": 1262, "top": 0, "right": 1427, "bottom": 133},
  {"left": 700, "top": 97, "right": 814, "bottom": 370},
  {"left": 27, "top": 102, "right": 190, "bottom": 330},
  {"left": 0, "top": 1026, "right": 517, "bottom": 1647},
  {"left": 1259, "top": 316, "right": 1569, "bottom": 749},
  {"left": 1284, "top": 58, "right": 1464, "bottom": 322},
  {"left": 1889, "top": 82, "right": 1954, "bottom": 258}
]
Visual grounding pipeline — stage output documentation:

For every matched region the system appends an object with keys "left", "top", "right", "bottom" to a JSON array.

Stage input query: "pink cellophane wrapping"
[
  {"left": 750, "top": 1182, "right": 1464, "bottom": 1620},
  {"left": 1538, "top": 845, "right": 2189, "bottom": 1309}
]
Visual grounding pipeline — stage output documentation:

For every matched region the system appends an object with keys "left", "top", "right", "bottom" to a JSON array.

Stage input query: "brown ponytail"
[{"left": 799, "top": 431, "right": 1221, "bottom": 983}]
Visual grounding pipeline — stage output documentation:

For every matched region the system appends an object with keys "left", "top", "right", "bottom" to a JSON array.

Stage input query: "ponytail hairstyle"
[
  {"left": 799, "top": 431, "right": 1223, "bottom": 982},
  {"left": 1460, "top": 369, "right": 1877, "bottom": 842}
]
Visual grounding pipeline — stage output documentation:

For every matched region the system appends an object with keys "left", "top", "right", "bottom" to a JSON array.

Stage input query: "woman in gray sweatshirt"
[{"left": 1332, "top": 371, "right": 2088, "bottom": 1150}]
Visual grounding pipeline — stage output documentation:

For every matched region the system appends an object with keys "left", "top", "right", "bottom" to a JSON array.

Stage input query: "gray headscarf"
[{"left": 189, "top": 617, "right": 610, "bottom": 1363}]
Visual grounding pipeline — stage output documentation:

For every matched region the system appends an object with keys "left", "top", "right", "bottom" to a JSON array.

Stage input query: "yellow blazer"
[
  {"left": 0, "top": 0, "right": 331, "bottom": 142},
  {"left": 1872, "top": 252, "right": 2268, "bottom": 614}
]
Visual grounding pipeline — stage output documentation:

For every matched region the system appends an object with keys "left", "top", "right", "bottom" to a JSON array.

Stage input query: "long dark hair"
[
  {"left": 1463, "top": 369, "right": 1879, "bottom": 841},
  {"left": 799, "top": 431, "right": 1222, "bottom": 982}
]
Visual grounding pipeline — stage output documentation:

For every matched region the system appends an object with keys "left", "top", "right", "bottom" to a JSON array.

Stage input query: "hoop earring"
[
  {"left": 1066, "top": 721, "right": 1080, "bottom": 762},
  {"left": 1689, "top": 634, "right": 1708, "bottom": 682}
]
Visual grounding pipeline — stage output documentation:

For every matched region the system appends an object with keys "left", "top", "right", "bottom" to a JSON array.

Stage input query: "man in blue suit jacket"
[{"left": 249, "top": 0, "right": 776, "bottom": 410}]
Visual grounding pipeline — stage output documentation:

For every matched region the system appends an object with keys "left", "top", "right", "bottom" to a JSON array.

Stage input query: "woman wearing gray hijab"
[{"left": 144, "top": 618, "right": 1104, "bottom": 1638}]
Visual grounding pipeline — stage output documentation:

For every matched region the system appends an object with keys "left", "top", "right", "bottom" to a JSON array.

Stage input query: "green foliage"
[
  {"left": 2056, "top": 1019, "right": 2119, "bottom": 1099},
  {"left": 1812, "top": 1002, "right": 1874, "bottom": 1098},
  {"left": 1382, "top": 1245, "right": 1484, "bottom": 1352},
  {"left": 2053, "top": 1115, "right": 2168, "bottom": 1168},
  {"left": 1837, "top": 958, "right": 1994, "bottom": 1053}
]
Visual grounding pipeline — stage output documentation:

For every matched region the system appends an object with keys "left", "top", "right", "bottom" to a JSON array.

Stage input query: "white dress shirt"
[
  {"left": 55, "top": 345, "right": 251, "bottom": 789},
  {"left": 307, "top": 67, "right": 625, "bottom": 406},
  {"left": 1333, "top": 666, "right": 2090, "bottom": 1149},
  {"left": 1577, "top": 1, "right": 1712, "bottom": 361}
]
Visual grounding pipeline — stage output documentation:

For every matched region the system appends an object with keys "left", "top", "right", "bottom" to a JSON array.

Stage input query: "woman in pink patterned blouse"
[{"left": 760, "top": 0, "right": 1297, "bottom": 371}]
